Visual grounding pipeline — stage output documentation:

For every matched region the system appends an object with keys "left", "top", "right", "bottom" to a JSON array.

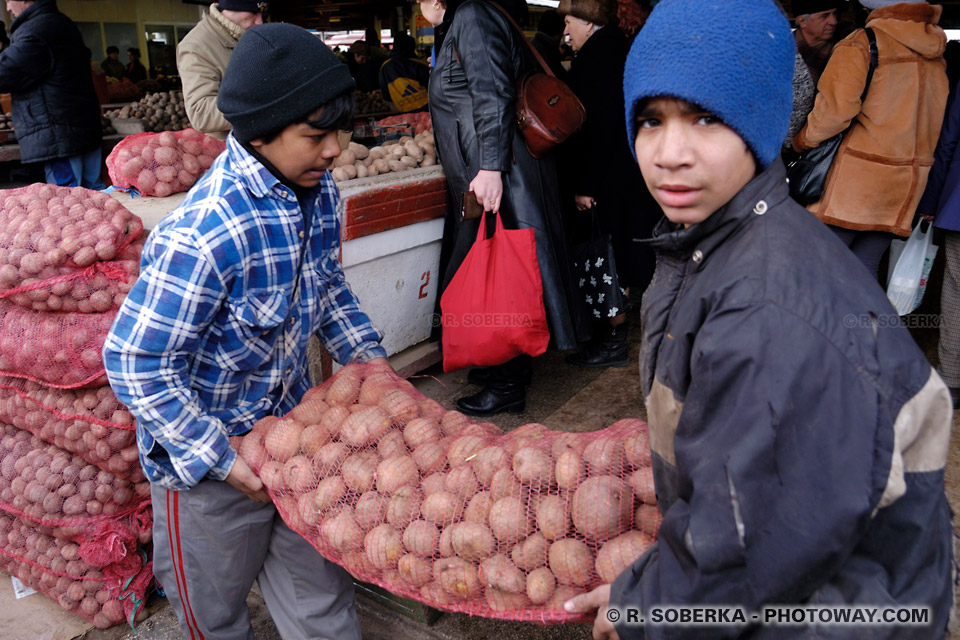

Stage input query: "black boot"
[
  {"left": 567, "top": 324, "right": 629, "bottom": 368},
  {"left": 467, "top": 356, "right": 533, "bottom": 387},
  {"left": 456, "top": 382, "right": 526, "bottom": 416}
]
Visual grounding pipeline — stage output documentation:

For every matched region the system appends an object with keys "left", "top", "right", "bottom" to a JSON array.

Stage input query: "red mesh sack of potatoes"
[
  {"left": 0, "top": 378, "right": 140, "bottom": 482},
  {"left": 0, "top": 512, "right": 152, "bottom": 629},
  {"left": 233, "top": 363, "right": 659, "bottom": 624},
  {"left": 0, "top": 184, "right": 144, "bottom": 313},
  {"left": 0, "top": 424, "right": 152, "bottom": 542},
  {"left": 0, "top": 300, "right": 116, "bottom": 388},
  {"left": 106, "top": 129, "right": 225, "bottom": 197}
]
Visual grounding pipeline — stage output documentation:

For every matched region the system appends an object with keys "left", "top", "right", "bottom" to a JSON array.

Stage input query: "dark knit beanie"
[
  {"left": 217, "top": 0, "right": 262, "bottom": 12},
  {"left": 556, "top": 0, "right": 618, "bottom": 26},
  {"left": 218, "top": 23, "right": 356, "bottom": 143},
  {"left": 792, "top": 0, "right": 843, "bottom": 15},
  {"left": 623, "top": 0, "right": 794, "bottom": 168}
]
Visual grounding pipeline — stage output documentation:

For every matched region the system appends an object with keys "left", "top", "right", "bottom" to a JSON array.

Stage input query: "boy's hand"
[
  {"left": 565, "top": 584, "right": 620, "bottom": 640},
  {"left": 575, "top": 195, "right": 596, "bottom": 211},
  {"left": 226, "top": 456, "right": 269, "bottom": 502}
]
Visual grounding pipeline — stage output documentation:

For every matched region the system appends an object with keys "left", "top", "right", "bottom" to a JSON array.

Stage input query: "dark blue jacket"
[
  {"left": 612, "top": 160, "right": 954, "bottom": 639},
  {"left": 920, "top": 83, "right": 960, "bottom": 232},
  {"left": 0, "top": 0, "right": 101, "bottom": 164}
]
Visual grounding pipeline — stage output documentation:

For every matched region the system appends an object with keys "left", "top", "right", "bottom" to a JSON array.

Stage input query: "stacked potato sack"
[
  {"left": 376, "top": 112, "right": 433, "bottom": 135},
  {"left": 105, "top": 129, "right": 225, "bottom": 198},
  {"left": 330, "top": 132, "right": 437, "bottom": 183},
  {"left": 235, "top": 363, "right": 659, "bottom": 623},
  {"left": 0, "top": 185, "right": 152, "bottom": 628}
]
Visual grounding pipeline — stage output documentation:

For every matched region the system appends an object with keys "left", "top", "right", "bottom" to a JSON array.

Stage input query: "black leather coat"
[
  {"left": 0, "top": 0, "right": 101, "bottom": 164},
  {"left": 428, "top": 0, "right": 584, "bottom": 350}
]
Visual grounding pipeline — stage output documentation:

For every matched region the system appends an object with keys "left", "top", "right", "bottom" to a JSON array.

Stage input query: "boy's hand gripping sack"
[{"left": 440, "top": 212, "right": 549, "bottom": 373}]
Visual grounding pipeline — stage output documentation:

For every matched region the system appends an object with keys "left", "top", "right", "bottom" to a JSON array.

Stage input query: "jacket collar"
[
  {"left": 866, "top": 3, "right": 944, "bottom": 59},
  {"left": 209, "top": 3, "right": 247, "bottom": 45},
  {"left": 225, "top": 134, "right": 299, "bottom": 202},
  {"left": 642, "top": 160, "right": 792, "bottom": 264},
  {"left": 11, "top": 0, "right": 55, "bottom": 33}
]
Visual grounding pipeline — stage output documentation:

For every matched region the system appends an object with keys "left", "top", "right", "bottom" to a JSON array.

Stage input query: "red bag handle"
[{"left": 474, "top": 210, "right": 506, "bottom": 243}]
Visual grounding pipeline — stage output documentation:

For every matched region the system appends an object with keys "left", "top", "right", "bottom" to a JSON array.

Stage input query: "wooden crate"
[{"left": 353, "top": 580, "right": 441, "bottom": 625}]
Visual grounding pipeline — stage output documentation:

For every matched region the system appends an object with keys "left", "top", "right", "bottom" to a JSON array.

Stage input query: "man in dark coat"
[
  {"left": 794, "top": 0, "right": 843, "bottom": 85},
  {"left": 0, "top": 0, "right": 103, "bottom": 188},
  {"left": 100, "top": 45, "right": 126, "bottom": 81}
]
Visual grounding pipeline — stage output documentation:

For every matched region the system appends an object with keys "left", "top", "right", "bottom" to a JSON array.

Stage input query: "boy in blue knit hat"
[
  {"left": 105, "top": 23, "right": 387, "bottom": 639},
  {"left": 564, "top": 1, "right": 954, "bottom": 638}
]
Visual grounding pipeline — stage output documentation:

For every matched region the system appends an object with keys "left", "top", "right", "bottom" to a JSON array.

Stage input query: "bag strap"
[
  {"left": 489, "top": 1, "right": 554, "bottom": 77},
  {"left": 861, "top": 28, "right": 878, "bottom": 103}
]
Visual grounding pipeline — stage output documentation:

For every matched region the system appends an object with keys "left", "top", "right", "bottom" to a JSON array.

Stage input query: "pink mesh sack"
[
  {"left": 0, "top": 424, "right": 151, "bottom": 542},
  {"left": 0, "top": 300, "right": 116, "bottom": 388},
  {"left": 0, "top": 512, "right": 152, "bottom": 629},
  {"left": 234, "top": 363, "right": 659, "bottom": 624},
  {"left": 0, "top": 378, "right": 140, "bottom": 481},
  {"left": 0, "top": 184, "right": 144, "bottom": 313},
  {"left": 106, "top": 129, "right": 225, "bottom": 197}
]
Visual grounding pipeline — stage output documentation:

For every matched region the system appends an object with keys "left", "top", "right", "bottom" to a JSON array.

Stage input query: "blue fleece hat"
[{"left": 623, "top": 0, "right": 795, "bottom": 168}]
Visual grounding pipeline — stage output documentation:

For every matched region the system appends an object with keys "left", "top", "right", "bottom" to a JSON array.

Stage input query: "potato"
[
  {"left": 447, "top": 435, "right": 489, "bottom": 465},
  {"left": 313, "top": 441, "right": 348, "bottom": 475},
  {"left": 412, "top": 441, "right": 447, "bottom": 474},
  {"left": 377, "top": 430, "right": 408, "bottom": 460},
  {"left": 583, "top": 437, "right": 626, "bottom": 475},
  {"left": 282, "top": 455, "right": 315, "bottom": 493},
  {"left": 489, "top": 466, "right": 524, "bottom": 501},
  {"left": 156, "top": 165, "right": 178, "bottom": 183},
  {"left": 512, "top": 447, "right": 554, "bottom": 488},
  {"left": 479, "top": 553, "right": 525, "bottom": 593},
  {"left": 319, "top": 405, "right": 351, "bottom": 435},
  {"left": 420, "top": 154, "right": 437, "bottom": 167},
  {"left": 154, "top": 146, "right": 178, "bottom": 166},
  {"left": 386, "top": 485, "right": 423, "bottom": 527},
  {"left": 440, "top": 410, "right": 472, "bottom": 436},
  {"left": 572, "top": 475, "right": 634, "bottom": 540},
  {"left": 448, "top": 521, "right": 496, "bottom": 562},
  {"left": 488, "top": 497, "right": 534, "bottom": 545},
  {"left": 435, "top": 557, "right": 481, "bottom": 599},
  {"left": 326, "top": 370, "right": 362, "bottom": 405},
  {"left": 355, "top": 164, "right": 369, "bottom": 179},
  {"left": 368, "top": 146, "right": 385, "bottom": 160},
  {"left": 420, "top": 491, "right": 462, "bottom": 523},
  {"left": 136, "top": 168, "right": 158, "bottom": 192},
  {"left": 623, "top": 426, "right": 652, "bottom": 467},
  {"left": 355, "top": 490, "right": 388, "bottom": 531},
  {"left": 340, "top": 406, "right": 391, "bottom": 448},
  {"left": 550, "top": 432, "right": 588, "bottom": 459},
  {"left": 376, "top": 455, "right": 420, "bottom": 494},
  {"left": 402, "top": 519, "right": 440, "bottom": 557},
  {"left": 348, "top": 141, "right": 369, "bottom": 159},
  {"left": 635, "top": 504, "right": 662, "bottom": 536},
  {"left": 404, "top": 417, "right": 442, "bottom": 448},
  {"left": 547, "top": 585, "right": 586, "bottom": 609},
  {"left": 485, "top": 587, "right": 531, "bottom": 612},
  {"left": 379, "top": 388, "right": 420, "bottom": 425},
  {"left": 464, "top": 491, "right": 494, "bottom": 523},
  {"left": 399, "top": 155, "right": 418, "bottom": 168},
  {"left": 420, "top": 472, "right": 447, "bottom": 496},
  {"left": 555, "top": 449, "right": 584, "bottom": 491},
  {"left": 398, "top": 553, "right": 433, "bottom": 588},
  {"left": 443, "top": 465, "right": 479, "bottom": 498},
  {"left": 264, "top": 419, "right": 303, "bottom": 462},
  {"left": 338, "top": 149, "right": 357, "bottom": 165},
  {"left": 365, "top": 523, "right": 404, "bottom": 570},
  {"left": 341, "top": 164, "right": 358, "bottom": 180},
  {"left": 526, "top": 567, "right": 556, "bottom": 604},
  {"left": 536, "top": 494, "right": 571, "bottom": 541},
  {"left": 313, "top": 476, "right": 346, "bottom": 511},
  {"left": 438, "top": 525, "right": 455, "bottom": 557},
  {"left": 548, "top": 538, "right": 594, "bottom": 587},
  {"left": 122, "top": 158, "right": 145, "bottom": 180},
  {"left": 298, "top": 423, "right": 331, "bottom": 457},
  {"left": 471, "top": 445, "right": 510, "bottom": 486},
  {"left": 343, "top": 549, "right": 378, "bottom": 578},
  {"left": 629, "top": 468, "right": 657, "bottom": 505},
  {"left": 321, "top": 507, "right": 363, "bottom": 552},
  {"left": 387, "top": 159, "right": 405, "bottom": 173},
  {"left": 342, "top": 451, "right": 379, "bottom": 493},
  {"left": 595, "top": 530, "right": 654, "bottom": 584}
]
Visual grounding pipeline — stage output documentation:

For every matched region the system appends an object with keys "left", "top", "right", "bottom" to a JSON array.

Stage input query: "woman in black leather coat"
[{"left": 423, "top": 0, "right": 585, "bottom": 416}]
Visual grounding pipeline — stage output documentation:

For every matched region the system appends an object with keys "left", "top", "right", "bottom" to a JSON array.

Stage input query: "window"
[
  {"left": 75, "top": 22, "right": 103, "bottom": 60},
  {"left": 145, "top": 24, "right": 177, "bottom": 78},
  {"left": 103, "top": 23, "right": 138, "bottom": 61}
]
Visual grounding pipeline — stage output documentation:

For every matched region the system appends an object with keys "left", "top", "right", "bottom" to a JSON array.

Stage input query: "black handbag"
[
  {"left": 787, "top": 28, "right": 877, "bottom": 205},
  {"left": 571, "top": 208, "right": 625, "bottom": 321}
]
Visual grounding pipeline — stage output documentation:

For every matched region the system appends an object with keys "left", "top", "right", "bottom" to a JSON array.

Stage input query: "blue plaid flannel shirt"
[{"left": 103, "top": 136, "right": 387, "bottom": 490}]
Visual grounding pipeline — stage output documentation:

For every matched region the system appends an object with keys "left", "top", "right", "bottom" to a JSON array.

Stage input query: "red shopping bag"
[{"left": 440, "top": 211, "right": 550, "bottom": 372}]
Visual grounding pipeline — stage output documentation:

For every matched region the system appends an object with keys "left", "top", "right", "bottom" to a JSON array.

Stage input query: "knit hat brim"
[{"left": 859, "top": 0, "right": 926, "bottom": 9}]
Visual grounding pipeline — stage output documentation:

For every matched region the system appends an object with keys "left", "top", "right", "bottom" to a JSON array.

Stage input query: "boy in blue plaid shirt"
[{"left": 104, "top": 24, "right": 386, "bottom": 639}]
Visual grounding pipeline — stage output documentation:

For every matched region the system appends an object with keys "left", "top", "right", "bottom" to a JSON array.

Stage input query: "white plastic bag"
[
  {"left": 887, "top": 228, "right": 938, "bottom": 311},
  {"left": 887, "top": 221, "right": 938, "bottom": 315}
]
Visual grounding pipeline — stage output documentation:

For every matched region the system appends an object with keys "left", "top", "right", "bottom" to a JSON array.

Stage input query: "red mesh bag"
[
  {"left": 233, "top": 363, "right": 659, "bottom": 624},
  {"left": 0, "top": 424, "right": 152, "bottom": 542},
  {"left": 0, "top": 185, "right": 144, "bottom": 313},
  {"left": 0, "top": 513, "right": 152, "bottom": 629},
  {"left": 0, "top": 378, "right": 140, "bottom": 481},
  {"left": 106, "top": 129, "right": 225, "bottom": 197},
  {"left": 376, "top": 112, "right": 433, "bottom": 135},
  {"left": 0, "top": 300, "right": 115, "bottom": 388}
]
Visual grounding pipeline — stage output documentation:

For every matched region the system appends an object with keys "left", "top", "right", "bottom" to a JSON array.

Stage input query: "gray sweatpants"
[{"left": 150, "top": 480, "right": 361, "bottom": 640}]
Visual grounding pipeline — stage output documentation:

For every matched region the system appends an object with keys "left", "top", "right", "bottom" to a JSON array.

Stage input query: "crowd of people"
[{"left": 0, "top": 0, "right": 954, "bottom": 637}]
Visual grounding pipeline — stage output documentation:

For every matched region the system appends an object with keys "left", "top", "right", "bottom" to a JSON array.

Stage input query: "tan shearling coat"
[
  {"left": 176, "top": 4, "right": 245, "bottom": 141},
  {"left": 793, "top": 3, "right": 948, "bottom": 236}
]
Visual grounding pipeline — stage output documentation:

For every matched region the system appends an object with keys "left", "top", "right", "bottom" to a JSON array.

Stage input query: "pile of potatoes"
[
  {"left": 104, "top": 91, "right": 189, "bottom": 133},
  {"left": 331, "top": 133, "right": 437, "bottom": 184},
  {"left": 355, "top": 90, "right": 394, "bottom": 116},
  {"left": 235, "top": 363, "right": 659, "bottom": 622}
]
